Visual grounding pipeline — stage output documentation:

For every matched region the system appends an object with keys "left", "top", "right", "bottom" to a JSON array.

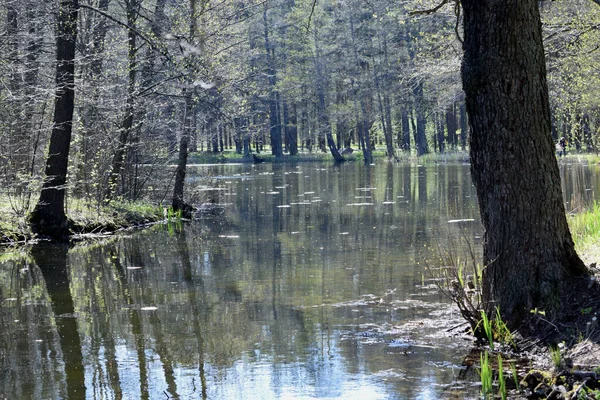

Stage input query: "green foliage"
[
  {"left": 497, "top": 354, "right": 507, "bottom": 400},
  {"left": 549, "top": 344, "right": 563, "bottom": 370},
  {"left": 479, "top": 351, "right": 493, "bottom": 399},
  {"left": 476, "top": 307, "right": 514, "bottom": 351},
  {"left": 480, "top": 310, "right": 495, "bottom": 351},
  {"left": 510, "top": 362, "right": 521, "bottom": 391}
]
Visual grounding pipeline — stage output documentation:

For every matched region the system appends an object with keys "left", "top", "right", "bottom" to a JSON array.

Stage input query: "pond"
[{"left": 0, "top": 161, "right": 597, "bottom": 399}]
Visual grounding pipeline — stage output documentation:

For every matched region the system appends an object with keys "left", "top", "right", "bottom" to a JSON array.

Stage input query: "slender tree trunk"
[
  {"left": 459, "top": 103, "right": 468, "bottom": 151},
  {"left": 106, "top": 0, "right": 139, "bottom": 200},
  {"left": 263, "top": 6, "right": 283, "bottom": 158},
  {"left": 314, "top": 30, "right": 344, "bottom": 162},
  {"left": 446, "top": 103, "right": 457, "bottom": 149},
  {"left": 29, "top": 0, "right": 78, "bottom": 238},
  {"left": 288, "top": 102, "right": 298, "bottom": 155},
  {"left": 412, "top": 83, "right": 429, "bottom": 157},
  {"left": 401, "top": 107, "right": 411, "bottom": 152},
  {"left": 436, "top": 114, "right": 445, "bottom": 154},
  {"left": 462, "top": 0, "right": 588, "bottom": 327},
  {"left": 173, "top": 91, "right": 194, "bottom": 214}
]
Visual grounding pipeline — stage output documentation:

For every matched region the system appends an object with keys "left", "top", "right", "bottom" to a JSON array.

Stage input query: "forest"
[
  {"left": 2, "top": 0, "right": 600, "bottom": 220},
  {"left": 4, "top": 1, "right": 600, "bottom": 398}
]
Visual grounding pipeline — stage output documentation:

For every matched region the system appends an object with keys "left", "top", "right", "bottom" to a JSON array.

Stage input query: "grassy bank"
[
  {"left": 0, "top": 196, "right": 165, "bottom": 244},
  {"left": 570, "top": 201, "right": 600, "bottom": 264},
  {"left": 186, "top": 147, "right": 471, "bottom": 164}
]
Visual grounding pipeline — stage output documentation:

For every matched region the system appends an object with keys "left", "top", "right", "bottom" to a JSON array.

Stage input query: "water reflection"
[{"left": 10, "top": 161, "right": 589, "bottom": 399}]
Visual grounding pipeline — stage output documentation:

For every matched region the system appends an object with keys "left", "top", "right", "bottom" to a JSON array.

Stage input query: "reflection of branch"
[{"left": 409, "top": 0, "right": 451, "bottom": 16}]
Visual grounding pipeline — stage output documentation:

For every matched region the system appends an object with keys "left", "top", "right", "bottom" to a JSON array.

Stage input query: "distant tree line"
[{"left": 1, "top": 0, "right": 599, "bottom": 233}]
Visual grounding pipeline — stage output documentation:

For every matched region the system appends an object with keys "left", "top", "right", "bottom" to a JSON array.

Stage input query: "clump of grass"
[
  {"left": 480, "top": 310, "right": 495, "bottom": 351},
  {"left": 549, "top": 343, "right": 563, "bottom": 371},
  {"left": 479, "top": 351, "right": 493, "bottom": 398},
  {"left": 498, "top": 354, "right": 507, "bottom": 400},
  {"left": 510, "top": 361, "right": 520, "bottom": 391}
]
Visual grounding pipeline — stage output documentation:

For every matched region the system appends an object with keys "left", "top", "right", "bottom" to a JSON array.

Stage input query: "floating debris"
[
  {"left": 218, "top": 235, "right": 240, "bottom": 239},
  {"left": 127, "top": 266, "right": 143, "bottom": 270},
  {"left": 140, "top": 306, "right": 158, "bottom": 311},
  {"left": 448, "top": 219, "right": 475, "bottom": 223}
]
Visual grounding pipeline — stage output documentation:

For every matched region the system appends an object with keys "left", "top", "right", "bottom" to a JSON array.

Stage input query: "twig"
[{"left": 409, "top": 0, "right": 451, "bottom": 16}]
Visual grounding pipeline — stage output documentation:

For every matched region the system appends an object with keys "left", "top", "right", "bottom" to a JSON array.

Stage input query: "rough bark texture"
[
  {"left": 29, "top": 0, "right": 79, "bottom": 238},
  {"left": 461, "top": 0, "right": 588, "bottom": 326}
]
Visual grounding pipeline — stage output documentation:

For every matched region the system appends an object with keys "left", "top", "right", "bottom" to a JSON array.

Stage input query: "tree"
[
  {"left": 461, "top": 0, "right": 589, "bottom": 327},
  {"left": 29, "top": 0, "right": 79, "bottom": 238}
]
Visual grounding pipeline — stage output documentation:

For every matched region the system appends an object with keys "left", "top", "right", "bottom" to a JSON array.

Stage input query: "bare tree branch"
[{"left": 409, "top": 0, "right": 451, "bottom": 16}]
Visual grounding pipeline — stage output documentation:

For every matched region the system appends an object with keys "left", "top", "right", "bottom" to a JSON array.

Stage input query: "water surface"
[{"left": 1, "top": 161, "right": 594, "bottom": 399}]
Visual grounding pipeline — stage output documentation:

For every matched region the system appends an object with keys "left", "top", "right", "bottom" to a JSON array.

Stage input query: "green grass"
[
  {"left": 67, "top": 198, "right": 164, "bottom": 234},
  {"left": 185, "top": 148, "right": 471, "bottom": 164},
  {"left": 479, "top": 351, "right": 493, "bottom": 399},
  {"left": 498, "top": 354, "right": 507, "bottom": 400},
  {"left": 569, "top": 201, "right": 600, "bottom": 263}
]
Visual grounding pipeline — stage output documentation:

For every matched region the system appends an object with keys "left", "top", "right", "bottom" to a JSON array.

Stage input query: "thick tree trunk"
[
  {"left": 29, "top": 0, "right": 78, "bottom": 238},
  {"left": 462, "top": 0, "right": 588, "bottom": 327}
]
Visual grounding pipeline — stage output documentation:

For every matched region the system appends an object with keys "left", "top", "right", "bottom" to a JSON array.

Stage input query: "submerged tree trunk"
[
  {"left": 462, "top": 0, "right": 588, "bottom": 327},
  {"left": 29, "top": 0, "right": 79, "bottom": 238}
]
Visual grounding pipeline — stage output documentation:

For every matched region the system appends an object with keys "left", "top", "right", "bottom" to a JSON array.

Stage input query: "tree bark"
[
  {"left": 461, "top": 0, "right": 588, "bottom": 327},
  {"left": 29, "top": 0, "right": 79, "bottom": 238}
]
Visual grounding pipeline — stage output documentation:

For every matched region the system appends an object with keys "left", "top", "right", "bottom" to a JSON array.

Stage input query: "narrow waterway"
[{"left": 0, "top": 161, "right": 596, "bottom": 399}]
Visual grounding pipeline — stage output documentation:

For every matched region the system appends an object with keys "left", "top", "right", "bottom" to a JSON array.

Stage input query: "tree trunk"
[
  {"left": 459, "top": 102, "right": 468, "bottom": 151},
  {"left": 172, "top": 92, "right": 194, "bottom": 214},
  {"left": 106, "top": 0, "right": 139, "bottom": 200},
  {"left": 413, "top": 83, "right": 429, "bottom": 156},
  {"left": 446, "top": 103, "right": 457, "bottom": 149},
  {"left": 29, "top": 0, "right": 79, "bottom": 238},
  {"left": 314, "top": 29, "right": 344, "bottom": 163},
  {"left": 462, "top": 0, "right": 588, "bottom": 327},
  {"left": 436, "top": 114, "right": 445, "bottom": 154},
  {"left": 263, "top": 6, "right": 283, "bottom": 158},
  {"left": 401, "top": 107, "right": 411, "bottom": 152},
  {"left": 288, "top": 102, "right": 298, "bottom": 156}
]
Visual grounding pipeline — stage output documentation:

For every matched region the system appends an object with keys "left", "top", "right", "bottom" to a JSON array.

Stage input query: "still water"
[{"left": 0, "top": 161, "right": 596, "bottom": 399}]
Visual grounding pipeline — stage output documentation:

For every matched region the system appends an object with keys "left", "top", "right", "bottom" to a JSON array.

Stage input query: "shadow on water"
[{"left": 30, "top": 242, "right": 86, "bottom": 400}]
